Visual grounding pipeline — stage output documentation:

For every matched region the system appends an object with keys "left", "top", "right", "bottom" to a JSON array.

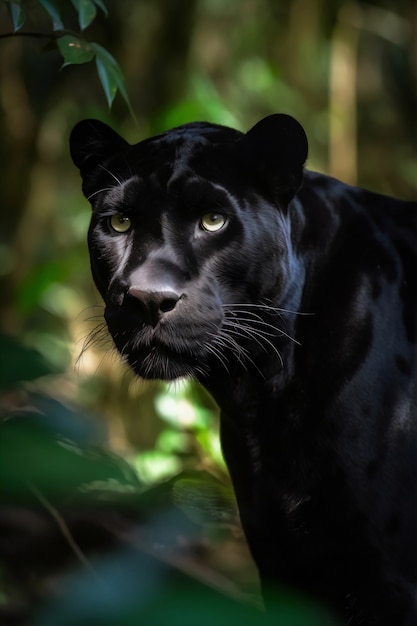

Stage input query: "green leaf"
[
  {"left": 71, "top": 0, "right": 97, "bottom": 31},
  {"left": 6, "top": 0, "right": 26, "bottom": 31},
  {"left": 0, "top": 415, "right": 141, "bottom": 503},
  {"left": 95, "top": 56, "right": 117, "bottom": 106},
  {"left": 93, "top": 0, "right": 108, "bottom": 16},
  {"left": 57, "top": 35, "right": 95, "bottom": 67},
  {"left": 91, "top": 43, "right": 135, "bottom": 119},
  {"left": 38, "top": 0, "right": 64, "bottom": 31},
  {"left": 91, "top": 43, "right": 120, "bottom": 106},
  {"left": 0, "top": 334, "right": 55, "bottom": 392}
]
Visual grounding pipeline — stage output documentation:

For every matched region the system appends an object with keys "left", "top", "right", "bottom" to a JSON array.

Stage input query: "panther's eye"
[
  {"left": 200, "top": 213, "right": 227, "bottom": 232},
  {"left": 109, "top": 213, "right": 132, "bottom": 233}
]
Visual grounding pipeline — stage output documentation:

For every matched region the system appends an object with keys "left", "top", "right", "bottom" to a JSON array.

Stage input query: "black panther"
[{"left": 70, "top": 114, "right": 417, "bottom": 625}]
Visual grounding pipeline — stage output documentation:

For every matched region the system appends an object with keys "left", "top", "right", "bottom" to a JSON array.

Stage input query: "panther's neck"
[{"left": 201, "top": 338, "right": 297, "bottom": 418}]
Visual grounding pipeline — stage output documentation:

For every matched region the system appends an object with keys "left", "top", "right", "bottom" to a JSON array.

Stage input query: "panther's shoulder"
[
  {"left": 297, "top": 169, "right": 416, "bottom": 240},
  {"left": 300, "top": 169, "right": 416, "bottom": 212}
]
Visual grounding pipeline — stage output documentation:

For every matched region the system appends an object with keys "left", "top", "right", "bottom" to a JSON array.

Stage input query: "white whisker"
[
  {"left": 221, "top": 302, "right": 314, "bottom": 317},
  {"left": 97, "top": 164, "right": 124, "bottom": 186},
  {"left": 205, "top": 340, "right": 231, "bottom": 374},
  {"left": 230, "top": 311, "right": 302, "bottom": 346},
  {"left": 218, "top": 331, "right": 266, "bottom": 378},
  {"left": 87, "top": 187, "right": 116, "bottom": 201},
  {"left": 223, "top": 321, "right": 284, "bottom": 369}
]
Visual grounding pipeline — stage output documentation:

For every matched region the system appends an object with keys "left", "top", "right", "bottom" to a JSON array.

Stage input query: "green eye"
[
  {"left": 200, "top": 213, "right": 227, "bottom": 232},
  {"left": 109, "top": 213, "right": 132, "bottom": 233}
]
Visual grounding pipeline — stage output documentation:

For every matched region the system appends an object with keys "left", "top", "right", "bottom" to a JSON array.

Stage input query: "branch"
[{"left": 0, "top": 30, "right": 76, "bottom": 41}]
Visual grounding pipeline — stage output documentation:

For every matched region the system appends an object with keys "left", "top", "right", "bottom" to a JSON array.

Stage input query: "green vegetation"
[{"left": 0, "top": 0, "right": 414, "bottom": 623}]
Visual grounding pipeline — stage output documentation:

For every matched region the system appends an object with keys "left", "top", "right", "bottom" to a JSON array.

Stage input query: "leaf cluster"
[{"left": 2, "top": 0, "right": 133, "bottom": 113}]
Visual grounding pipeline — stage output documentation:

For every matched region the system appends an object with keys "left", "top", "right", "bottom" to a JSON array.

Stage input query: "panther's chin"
[{"left": 124, "top": 346, "right": 205, "bottom": 381}]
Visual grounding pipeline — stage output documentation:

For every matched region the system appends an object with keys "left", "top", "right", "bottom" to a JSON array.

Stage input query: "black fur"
[{"left": 70, "top": 115, "right": 417, "bottom": 625}]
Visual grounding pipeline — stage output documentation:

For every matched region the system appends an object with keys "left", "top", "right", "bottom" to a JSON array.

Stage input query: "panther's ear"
[
  {"left": 242, "top": 114, "right": 308, "bottom": 207},
  {"left": 70, "top": 119, "right": 129, "bottom": 174}
]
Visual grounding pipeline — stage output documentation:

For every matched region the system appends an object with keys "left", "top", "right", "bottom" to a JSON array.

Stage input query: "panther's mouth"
[
  {"left": 110, "top": 325, "right": 211, "bottom": 381},
  {"left": 124, "top": 343, "right": 204, "bottom": 381},
  {"left": 104, "top": 300, "right": 224, "bottom": 380}
]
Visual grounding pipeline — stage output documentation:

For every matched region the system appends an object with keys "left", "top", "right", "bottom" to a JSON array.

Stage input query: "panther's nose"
[{"left": 127, "top": 287, "right": 182, "bottom": 327}]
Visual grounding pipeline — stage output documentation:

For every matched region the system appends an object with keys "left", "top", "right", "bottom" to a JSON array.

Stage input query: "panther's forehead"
[
  {"left": 157, "top": 121, "right": 243, "bottom": 144},
  {"left": 126, "top": 124, "right": 243, "bottom": 191},
  {"left": 132, "top": 122, "right": 241, "bottom": 160}
]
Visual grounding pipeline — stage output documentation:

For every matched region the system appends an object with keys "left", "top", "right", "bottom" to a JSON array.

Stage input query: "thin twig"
[{"left": 27, "top": 481, "right": 99, "bottom": 577}]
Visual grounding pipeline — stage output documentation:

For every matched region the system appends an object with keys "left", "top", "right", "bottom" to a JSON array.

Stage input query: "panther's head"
[{"left": 70, "top": 115, "right": 308, "bottom": 381}]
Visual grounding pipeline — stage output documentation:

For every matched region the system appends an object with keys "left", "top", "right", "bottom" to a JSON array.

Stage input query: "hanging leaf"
[
  {"left": 93, "top": 0, "right": 108, "bottom": 17},
  {"left": 38, "top": 0, "right": 64, "bottom": 31},
  {"left": 91, "top": 42, "right": 135, "bottom": 119},
  {"left": 71, "top": 0, "right": 97, "bottom": 31},
  {"left": 95, "top": 56, "right": 117, "bottom": 106},
  {"left": 57, "top": 35, "right": 95, "bottom": 67},
  {"left": 6, "top": 0, "right": 26, "bottom": 32}
]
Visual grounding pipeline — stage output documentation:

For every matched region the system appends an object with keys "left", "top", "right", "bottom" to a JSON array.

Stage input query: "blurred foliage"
[
  {"left": 0, "top": 335, "right": 335, "bottom": 624},
  {"left": 0, "top": 0, "right": 415, "bottom": 623}
]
